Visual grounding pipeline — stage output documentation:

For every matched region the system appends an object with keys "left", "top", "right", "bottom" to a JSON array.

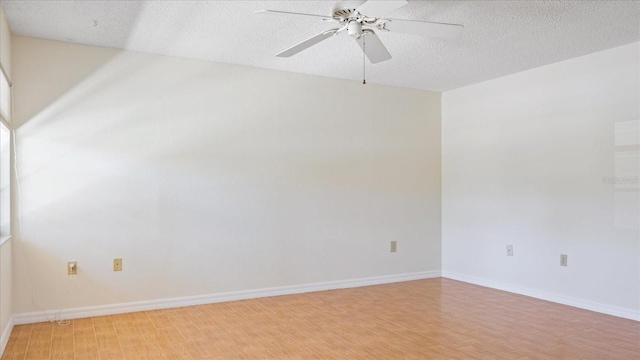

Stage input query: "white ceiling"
[{"left": 1, "top": 0, "right": 639, "bottom": 91}]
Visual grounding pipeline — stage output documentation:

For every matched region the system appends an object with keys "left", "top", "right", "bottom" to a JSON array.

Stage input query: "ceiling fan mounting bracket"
[{"left": 331, "top": 0, "right": 366, "bottom": 20}]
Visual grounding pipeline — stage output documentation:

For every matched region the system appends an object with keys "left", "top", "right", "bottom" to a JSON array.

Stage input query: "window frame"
[{"left": 0, "top": 63, "right": 11, "bottom": 242}]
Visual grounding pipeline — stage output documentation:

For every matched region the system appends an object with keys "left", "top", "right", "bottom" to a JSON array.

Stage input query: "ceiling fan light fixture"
[{"left": 347, "top": 21, "right": 363, "bottom": 38}]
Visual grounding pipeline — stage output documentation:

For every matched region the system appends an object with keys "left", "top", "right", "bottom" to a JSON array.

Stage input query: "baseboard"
[
  {"left": 13, "top": 270, "right": 440, "bottom": 325},
  {"left": 442, "top": 271, "right": 640, "bottom": 321},
  {"left": 0, "top": 316, "right": 14, "bottom": 358}
]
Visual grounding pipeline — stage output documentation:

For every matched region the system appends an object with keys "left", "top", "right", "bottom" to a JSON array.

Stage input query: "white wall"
[
  {"left": 0, "top": 8, "right": 9, "bottom": 77},
  {"left": 0, "top": 6, "right": 12, "bottom": 352},
  {"left": 442, "top": 43, "right": 640, "bottom": 319},
  {"left": 11, "top": 36, "right": 442, "bottom": 314}
]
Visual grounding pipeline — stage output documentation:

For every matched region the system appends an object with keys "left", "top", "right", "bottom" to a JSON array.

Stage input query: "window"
[
  {"left": 0, "top": 67, "right": 8, "bottom": 121},
  {"left": 0, "top": 65, "right": 10, "bottom": 239},
  {"left": 0, "top": 122, "right": 8, "bottom": 237}
]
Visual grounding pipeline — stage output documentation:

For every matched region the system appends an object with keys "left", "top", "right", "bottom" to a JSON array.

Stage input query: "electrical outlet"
[
  {"left": 68, "top": 261, "right": 77, "bottom": 275},
  {"left": 506, "top": 245, "right": 514, "bottom": 256},
  {"left": 560, "top": 254, "right": 568, "bottom": 267},
  {"left": 113, "top": 258, "right": 122, "bottom": 271},
  {"left": 390, "top": 241, "right": 397, "bottom": 253}
]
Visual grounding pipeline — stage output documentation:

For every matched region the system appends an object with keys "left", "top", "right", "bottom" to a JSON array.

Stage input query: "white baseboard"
[
  {"left": 13, "top": 271, "right": 440, "bottom": 325},
  {"left": 0, "top": 316, "right": 14, "bottom": 358},
  {"left": 442, "top": 271, "right": 640, "bottom": 321}
]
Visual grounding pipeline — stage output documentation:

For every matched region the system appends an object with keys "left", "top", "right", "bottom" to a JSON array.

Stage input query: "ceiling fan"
[{"left": 256, "top": 0, "right": 464, "bottom": 64}]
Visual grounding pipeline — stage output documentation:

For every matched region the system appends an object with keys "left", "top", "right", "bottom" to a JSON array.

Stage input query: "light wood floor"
[{"left": 2, "top": 278, "right": 639, "bottom": 359}]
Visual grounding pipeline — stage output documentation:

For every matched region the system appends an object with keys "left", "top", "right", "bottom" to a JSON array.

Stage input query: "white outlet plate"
[
  {"left": 506, "top": 245, "right": 514, "bottom": 256},
  {"left": 560, "top": 254, "right": 568, "bottom": 266}
]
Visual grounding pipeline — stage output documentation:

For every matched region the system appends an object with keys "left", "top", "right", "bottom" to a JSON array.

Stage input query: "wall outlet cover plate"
[
  {"left": 113, "top": 258, "right": 123, "bottom": 271},
  {"left": 68, "top": 261, "right": 77, "bottom": 275}
]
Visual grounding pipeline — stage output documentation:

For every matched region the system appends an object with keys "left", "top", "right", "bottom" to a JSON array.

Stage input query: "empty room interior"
[{"left": 0, "top": 0, "right": 638, "bottom": 359}]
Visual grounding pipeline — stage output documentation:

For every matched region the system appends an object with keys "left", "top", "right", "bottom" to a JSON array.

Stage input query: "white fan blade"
[
  {"left": 276, "top": 29, "right": 340, "bottom": 57},
  {"left": 255, "top": 10, "right": 331, "bottom": 20},
  {"left": 355, "top": 0, "right": 408, "bottom": 18},
  {"left": 355, "top": 30, "right": 392, "bottom": 64},
  {"left": 384, "top": 18, "right": 464, "bottom": 39}
]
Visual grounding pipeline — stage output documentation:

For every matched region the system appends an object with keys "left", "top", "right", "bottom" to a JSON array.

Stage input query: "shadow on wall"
[
  {"left": 12, "top": 48, "right": 247, "bottom": 310},
  {"left": 11, "top": 40, "right": 140, "bottom": 312}
]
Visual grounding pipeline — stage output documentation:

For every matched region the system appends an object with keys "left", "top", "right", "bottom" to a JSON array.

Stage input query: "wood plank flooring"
[{"left": 2, "top": 278, "right": 639, "bottom": 359}]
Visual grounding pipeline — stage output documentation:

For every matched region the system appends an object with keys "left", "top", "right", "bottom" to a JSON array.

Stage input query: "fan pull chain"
[{"left": 362, "top": 35, "right": 366, "bottom": 85}]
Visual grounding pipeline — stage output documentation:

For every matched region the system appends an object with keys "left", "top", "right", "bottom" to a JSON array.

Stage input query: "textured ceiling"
[{"left": 1, "top": 0, "right": 639, "bottom": 91}]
